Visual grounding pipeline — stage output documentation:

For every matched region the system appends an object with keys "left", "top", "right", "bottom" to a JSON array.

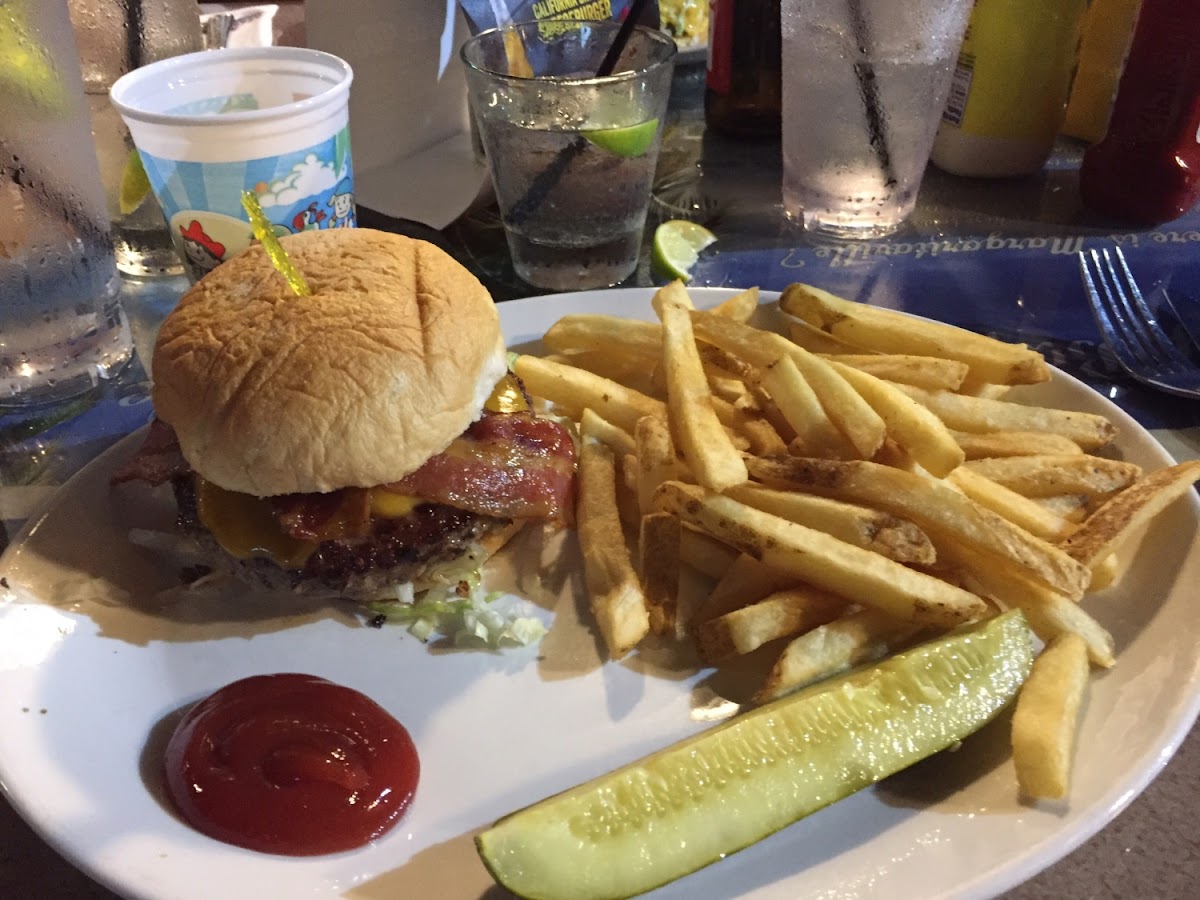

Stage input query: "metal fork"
[{"left": 1077, "top": 248, "right": 1200, "bottom": 399}]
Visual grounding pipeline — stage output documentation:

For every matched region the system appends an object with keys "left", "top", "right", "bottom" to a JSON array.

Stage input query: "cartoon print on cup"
[
  {"left": 139, "top": 126, "right": 355, "bottom": 280},
  {"left": 292, "top": 202, "right": 326, "bottom": 232},
  {"left": 326, "top": 179, "right": 356, "bottom": 228},
  {"left": 178, "top": 220, "right": 226, "bottom": 275}
]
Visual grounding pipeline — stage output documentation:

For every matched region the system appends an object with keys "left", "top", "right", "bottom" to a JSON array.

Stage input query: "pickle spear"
[{"left": 478, "top": 610, "right": 1033, "bottom": 900}]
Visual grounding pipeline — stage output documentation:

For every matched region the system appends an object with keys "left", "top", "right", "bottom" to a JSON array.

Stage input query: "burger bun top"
[{"left": 152, "top": 228, "right": 506, "bottom": 496}]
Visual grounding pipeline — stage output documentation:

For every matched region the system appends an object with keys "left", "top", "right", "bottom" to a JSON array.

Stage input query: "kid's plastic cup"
[{"left": 110, "top": 47, "right": 355, "bottom": 281}]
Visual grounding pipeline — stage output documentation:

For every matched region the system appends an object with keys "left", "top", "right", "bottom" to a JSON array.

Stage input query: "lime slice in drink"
[
  {"left": 581, "top": 118, "right": 659, "bottom": 158},
  {"left": 477, "top": 610, "right": 1033, "bottom": 900},
  {"left": 652, "top": 220, "right": 717, "bottom": 282},
  {"left": 119, "top": 150, "right": 151, "bottom": 215}
]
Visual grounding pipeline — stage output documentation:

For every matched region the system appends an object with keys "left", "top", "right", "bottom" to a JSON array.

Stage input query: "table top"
[{"left": 2, "top": 6, "right": 1199, "bottom": 899}]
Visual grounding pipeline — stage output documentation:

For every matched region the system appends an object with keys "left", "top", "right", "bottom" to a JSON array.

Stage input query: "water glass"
[
  {"left": 68, "top": 0, "right": 203, "bottom": 277},
  {"left": 0, "top": 0, "right": 133, "bottom": 406},
  {"left": 781, "top": 0, "right": 973, "bottom": 239},
  {"left": 461, "top": 21, "right": 676, "bottom": 292},
  {"left": 110, "top": 47, "right": 355, "bottom": 283}
]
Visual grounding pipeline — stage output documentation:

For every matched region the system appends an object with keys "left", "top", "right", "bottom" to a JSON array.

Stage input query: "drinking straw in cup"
[
  {"left": 780, "top": 0, "right": 973, "bottom": 239},
  {"left": 461, "top": 20, "right": 676, "bottom": 292},
  {"left": 110, "top": 47, "right": 355, "bottom": 282}
]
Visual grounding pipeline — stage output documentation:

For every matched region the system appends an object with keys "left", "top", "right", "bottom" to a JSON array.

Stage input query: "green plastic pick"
[{"left": 241, "top": 190, "right": 311, "bottom": 296}]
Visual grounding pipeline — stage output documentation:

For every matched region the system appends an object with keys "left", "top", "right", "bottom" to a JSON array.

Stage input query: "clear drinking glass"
[
  {"left": 461, "top": 21, "right": 676, "bottom": 292},
  {"left": 0, "top": 0, "right": 133, "bottom": 405},
  {"left": 780, "top": 0, "right": 973, "bottom": 239},
  {"left": 67, "top": 0, "right": 204, "bottom": 277}
]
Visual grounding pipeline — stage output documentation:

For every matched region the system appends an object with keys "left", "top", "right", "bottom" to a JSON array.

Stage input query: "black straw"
[
  {"left": 506, "top": 0, "right": 652, "bottom": 228},
  {"left": 847, "top": 0, "right": 897, "bottom": 189},
  {"left": 124, "top": 0, "right": 145, "bottom": 71}
]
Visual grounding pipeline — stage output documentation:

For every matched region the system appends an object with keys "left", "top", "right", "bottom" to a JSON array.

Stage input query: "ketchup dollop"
[{"left": 163, "top": 673, "right": 419, "bottom": 855}]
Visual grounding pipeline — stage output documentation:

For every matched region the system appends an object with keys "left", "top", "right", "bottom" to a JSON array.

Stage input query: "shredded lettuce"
[{"left": 368, "top": 571, "right": 547, "bottom": 650}]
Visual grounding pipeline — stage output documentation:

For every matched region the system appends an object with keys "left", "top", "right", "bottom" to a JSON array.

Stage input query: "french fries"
[
  {"left": 532, "top": 282, "right": 1191, "bottom": 809},
  {"left": 1058, "top": 461, "right": 1200, "bottom": 567},
  {"left": 655, "top": 481, "right": 989, "bottom": 628},
  {"left": 577, "top": 434, "right": 649, "bottom": 658},
  {"left": 695, "top": 585, "right": 845, "bottom": 662},
  {"left": 754, "top": 608, "right": 921, "bottom": 704},
  {"left": 1011, "top": 634, "right": 1090, "bottom": 800},
  {"left": 953, "top": 430, "right": 1084, "bottom": 459},
  {"left": 724, "top": 483, "right": 937, "bottom": 565},
  {"left": 513, "top": 354, "right": 664, "bottom": 434},
  {"left": 826, "top": 353, "right": 969, "bottom": 392},
  {"left": 746, "top": 456, "right": 1091, "bottom": 599},
  {"left": 780, "top": 282, "right": 1051, "bottom": 385},
  {"left": 656, "top": 288, "right": 749, "bottom": 491},
  {"left": 963, "top": 454, "right": 1141, "bottom": 499},
  {"left": 895, "top": 384, "right": 1118, "bottom": 451},
  {"left": 639, "top": 512, "right": 681, "bottom": 637},
  {"left": 827, "top": 360, "right": 965, "bottom": 476}
]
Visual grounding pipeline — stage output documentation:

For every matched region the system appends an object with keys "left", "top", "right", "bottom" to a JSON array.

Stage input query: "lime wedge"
[
  {"left": 581, "top": 118, "right": 659, "bottom": 158},
  {"left": 652, "top": 219, "right": 717, "bottom": 282},
  {"left": 119, "top": 150, "right": 151, "bottom": 216},
  {"left": 477, "top": 610, "right": 1033, "bottom": 900}
]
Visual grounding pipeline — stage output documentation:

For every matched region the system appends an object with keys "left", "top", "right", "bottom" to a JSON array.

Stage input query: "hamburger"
[{"left": 115, "top": 229, "right": 576, "bottom": 609}]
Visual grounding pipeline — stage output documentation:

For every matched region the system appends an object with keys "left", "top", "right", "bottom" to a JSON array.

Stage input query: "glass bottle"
[
  {"left": 705, "top": 0, "right": 781, "bottom": 137},
  {"left": 1079, "top": 0, "right": 1200, "bottom": 224},
  {"left": 930, "top": 0, "right": 1091, "bottom": 178}
]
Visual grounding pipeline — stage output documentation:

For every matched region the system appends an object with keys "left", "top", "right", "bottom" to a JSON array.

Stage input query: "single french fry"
[
  {"left": 690, "top": 311, "right": 886, "bottom": 458},
  {"left": 580, "top": 409, "right": 636, "bottom": 459},
  {"left": 746, "top": 456, "right": 1092, "bottom": 600},
  {"left": 958, "top": 380, "right": 1013, "bottom": 400},
  {"left": 639, "top": 511, "right": 682, "bottom": 638},
  {"left": 635, "top": 414, "right": 680, "bottom": 517},
  {"left": 1058, "top": 460, "right": 1200, "bottom": 567},
  {"left": 1012, "top": 633, "right": 1090, "bottom": 800},
  {"left": 543, "top": 314, "right": 662, "bottom": 357},
  {"left": 829, "top": 354, "right": 969, "bottom": 392},
  {"left": 895, "top": 384, "right": 1118, "bottom": 452},
  {"left": 577, "top": 436, "right": 650, "bottom": 658},
  {"left": 1088, "top": 553, "right": 1120, "bottom": 590},
  {"left": 758, "top": 355, "right": 857, "bottom": 460},
  {"left": 695, "top": 585, "right": 846, "bottom": 662},
  {"left": 753, "top": 608, "right": 921, "bottom": 704},
  {"left": 543, "top": 348, "right": 655, "bottom": 386},
  {"left": 947, "top": 466, "right": 1077, "bottom": 543},
  {"left": 513, "top": 355, "right": 665, "bottom": 435},
  {"left": 780, "top": 283, "right": 1051, "bottom": 385},
  {"left": 828, "top": 359, "right": 965, "bottom": 476},
  {"left": 724, "top": 482, "right": 936, "bottom": 565},
  {"left": 711, "top": 286, "right": 759, "bottom": 322},
  {"left": 964, "top": 455, "right": 1141, "bottom": 499},
  {"left": 692, "top": 552, "right": 797, "bottom": 624},
  {"left": 678, "top": 526, "right": 739, "bottom": 580},
  {"left": 655, "top": 481, "right": 989, "bottom": 627},
  {"left": 655, "top": 295, "right": 749, "bottom": 492},
  {"left": 786, "top": 319, "right": 862, "bottom": 354},
  {"left": 952, "top": 430, "right": 1084, "bottom": 460}
]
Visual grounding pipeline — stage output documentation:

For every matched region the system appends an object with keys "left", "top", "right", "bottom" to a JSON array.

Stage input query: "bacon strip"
[
  {"left": 386, "top": 411, "right": 576, "bottom": 523},
  {"left": 110, "top": 418, "right": 189, "bottom": 486},
  {"left": 273, "top": 488, "right": 371, "bottom": 542}
]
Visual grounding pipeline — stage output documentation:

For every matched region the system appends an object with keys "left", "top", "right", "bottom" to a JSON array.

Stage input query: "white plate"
[{"left": 1, "top": 287, "right": 1199, "bottom": 900}]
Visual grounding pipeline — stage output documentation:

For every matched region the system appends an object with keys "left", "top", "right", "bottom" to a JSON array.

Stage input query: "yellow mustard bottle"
[
  {"left": 1061, "top": 0, "right": 1142, "bottom": 143},
  {"left": 930, "top": 0, "right": 1091, "bottom": 177}
]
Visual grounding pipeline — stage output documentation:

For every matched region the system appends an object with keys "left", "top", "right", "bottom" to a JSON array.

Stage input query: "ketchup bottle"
[
  {"left": 1078, "top": 0, "right": 1200, "bottom": 225},
  {"left": 705, "top": 0, "right": 782, "bottom": 138}
]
